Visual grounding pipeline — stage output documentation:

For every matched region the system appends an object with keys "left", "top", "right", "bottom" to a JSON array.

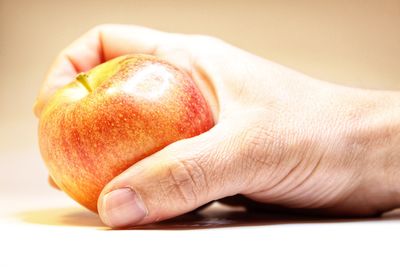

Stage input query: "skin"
[
  {"left": 39, "top": 54, "right": 214, "bottom": 212},
  {"left": 34, "top": 24, "right": 400, "bottom": 228}
]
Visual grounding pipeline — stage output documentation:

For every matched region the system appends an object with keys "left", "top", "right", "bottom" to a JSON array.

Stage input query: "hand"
[{"left": 35, "top": 24, "right": 400, "bottom": 228}]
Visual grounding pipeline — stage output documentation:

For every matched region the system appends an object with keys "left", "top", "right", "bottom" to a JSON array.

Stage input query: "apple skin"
[{"left": 39, "top": 54, "right": 214, "bottom": 212}]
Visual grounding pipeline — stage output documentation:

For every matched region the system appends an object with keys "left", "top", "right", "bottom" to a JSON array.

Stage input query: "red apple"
[{"left": 38, "top": 54, "right": 214, "bottom": 212}]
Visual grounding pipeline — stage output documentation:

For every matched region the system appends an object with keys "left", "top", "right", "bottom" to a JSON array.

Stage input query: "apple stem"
[{"left": 76, "top": 73, "right": 92, "bottom": 92}]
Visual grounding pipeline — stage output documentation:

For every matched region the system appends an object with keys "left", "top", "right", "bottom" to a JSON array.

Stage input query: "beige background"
[{"left": 1, "top": 0, "right": 400, "bottom": 193}]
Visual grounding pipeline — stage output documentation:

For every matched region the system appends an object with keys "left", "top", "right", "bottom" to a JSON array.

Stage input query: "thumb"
[{"left": 97, "top": 121, "right": 249, "bottom": 228}]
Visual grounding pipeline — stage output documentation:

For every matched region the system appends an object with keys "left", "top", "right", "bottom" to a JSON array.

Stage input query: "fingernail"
[{"left": 100, "top": 188, "right": 147, "bottom": 228}]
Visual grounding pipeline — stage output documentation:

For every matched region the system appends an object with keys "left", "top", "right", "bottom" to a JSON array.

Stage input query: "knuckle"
[
  {"left": 188, "top": 34, "right": 223, "bottom": 49},
  {"left": 91, "top": 23, "right": 113, "bottom": 33},
  {"left": 90, "top": 24, "right": 121, "bottom": 39},
  {"left": 235, "top": 119, "right": 284, "bottom": 192},
  {"left": 156, "top": 45, "right": 189, "bottom": 58},
  {"left": 161, "top": 156, "right": 209, "bottom": 206},
  {"left": 237, "top": 113, "right": 315, "bottom": 194}
]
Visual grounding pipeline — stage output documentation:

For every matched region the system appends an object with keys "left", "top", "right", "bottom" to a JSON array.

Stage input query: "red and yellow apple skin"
[{"left": 38, "top": 54, "right": 214, "bottom": 212}]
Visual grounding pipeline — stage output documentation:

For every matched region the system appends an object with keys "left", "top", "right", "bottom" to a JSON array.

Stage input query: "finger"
[
  {"left": 97, "top": 120, "right": 250, "bottom": 228},
  {"left": 34, "top": 24, "right": 171, "bottom": 117},
  {"left": 48, "top": 175, "right": 61, "bottom": 190}
]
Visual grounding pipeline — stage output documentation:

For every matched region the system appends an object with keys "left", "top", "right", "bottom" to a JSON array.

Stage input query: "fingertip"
[{"left": 98, "top": 187, "right": 147, "bottom": 228}]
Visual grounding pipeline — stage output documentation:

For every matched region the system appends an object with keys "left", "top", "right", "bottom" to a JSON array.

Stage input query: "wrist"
[{"left": 344, "top": 88, "right": 400, "bottom": 214}]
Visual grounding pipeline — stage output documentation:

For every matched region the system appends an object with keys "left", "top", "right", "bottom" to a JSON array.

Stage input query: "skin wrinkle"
[
  {"left": 219, "top": 133, "right": 242, "bottom": 194},
  {"left": 149, "top": 170, "right": 175, "bottom": 217},
  {"left": 283, "top": 142, "right": 362, "bottom": 211},
  {"left": 167, "top": 161, "right": 198, "bottom": 207},
  {"left": 267, "top": 158, "right": 305, "bottom": 200},
  {"left": 241, "top": 120, "right": 293, "bottom": 193},
  {"left": 243, "top": 83, "right": 368, "bottom": 209},
  {"left": 176, "top": 158, "right": 205, "bottom": 206},
  {"left": 239, "top": 134, "right": 274, "bottom": 193},
  {"left": 243, "top": 122, "right": 281, "bottom": 167},
  {"left": 282, "top": 156, "right": 328, "bottom": 208},
  {"left": 303, "top": 177, "right": 352, "bottom": 210},
  {"left": 192, "top": 153, "right": 212, "bottom": 201},
  {"left": 321, "top": 172, "right": 359, "bottom": 209},
  {"left": 284, "top": 136, "right": 355, "bottom": 208},
  {"left": 247, "top": 133, "right": 319, "bottom": 203}
]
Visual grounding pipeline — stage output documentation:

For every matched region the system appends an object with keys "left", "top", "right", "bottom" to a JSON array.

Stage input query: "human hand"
[{"left": 35, "top": 24, "right": 400, "bottom": 228}]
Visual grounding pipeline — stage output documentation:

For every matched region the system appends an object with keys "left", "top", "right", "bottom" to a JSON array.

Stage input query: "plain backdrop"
[
  {"left": 0, "top": 1, "right": 400, "bottom": 266},
  {"left": 1, "top": 0, "right": 400, "bottom": 142},
  {"left": 1, "top": 0, "right": 400, "bottom": 189}
]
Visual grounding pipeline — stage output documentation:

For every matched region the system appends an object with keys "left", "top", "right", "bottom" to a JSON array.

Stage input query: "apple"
[{"left": 38, "top": 54, "right": 214, "bottom": 212}]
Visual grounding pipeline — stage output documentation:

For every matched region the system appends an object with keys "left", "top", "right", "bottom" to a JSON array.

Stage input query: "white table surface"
[{"left": 1, "top": 146, "right": 399, "bottom": 267}]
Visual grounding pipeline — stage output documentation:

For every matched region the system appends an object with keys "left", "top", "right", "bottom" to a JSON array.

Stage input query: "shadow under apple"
[{"left": 17, "top": 207, "right": 105, "bottom": 228}]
